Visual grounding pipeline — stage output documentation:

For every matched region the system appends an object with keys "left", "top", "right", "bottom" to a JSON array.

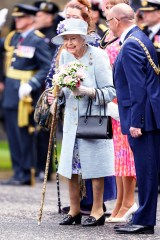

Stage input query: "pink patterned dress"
[{"left": 105, "top": 31, "right": 136, "bottom": 177}]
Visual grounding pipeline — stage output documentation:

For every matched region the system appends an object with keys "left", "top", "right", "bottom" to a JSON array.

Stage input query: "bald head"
[
  {"left": 107, "top": 3, "right": 135, "bottom": 37},
  {"left": 109, "top": 3, "right": 135, "bottom": 23}
]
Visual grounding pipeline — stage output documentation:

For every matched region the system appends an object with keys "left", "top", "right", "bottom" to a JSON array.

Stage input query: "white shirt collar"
[
  {"left": 120, "top": 24, "right": 136, "bottom": 44},
  {"left": 148, "top": 23, "right": 160, "bottom": 39},
  {"left": 21, "top": 28, "right": 35, "bottom": 38}
]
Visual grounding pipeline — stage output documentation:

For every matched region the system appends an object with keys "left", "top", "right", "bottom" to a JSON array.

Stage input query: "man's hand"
[
  {"left": 130, "top": 127, "right": 142, "bottom": 138},
  {"left": 0, "top": 8, "right": 8, "bottom": 28}
]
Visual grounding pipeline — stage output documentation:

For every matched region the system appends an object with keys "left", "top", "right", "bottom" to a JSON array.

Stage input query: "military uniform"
[
  {"left": 1, "top": 4, "right": 52, "bottom": 185},
  {"left": 34, "top": 1, "right": 59, "bottom": 57},
  {"left": 143, "top": 26, "right": 160, "bottom": 65}
]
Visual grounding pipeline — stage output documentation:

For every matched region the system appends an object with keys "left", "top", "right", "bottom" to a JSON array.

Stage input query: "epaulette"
[
  {"left": 98, "top": 24, "right": 108, "bottom": 33},
  {"left": 34, "top": 30, "right": 45, "bottom": 38},
  {"left": 139, "top": 23, "right": 147, "bottom": 31}
]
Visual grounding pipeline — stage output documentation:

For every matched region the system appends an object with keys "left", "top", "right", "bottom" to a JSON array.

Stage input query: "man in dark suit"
[
  {"left": 107, "top": 3, "right": 160, "bottom": 234},
  {"left": 0, "top": 4, "right": 52, "bottom": 185},
  {"left": 139, "top": 0, "right": 160, "bottom": 193}
]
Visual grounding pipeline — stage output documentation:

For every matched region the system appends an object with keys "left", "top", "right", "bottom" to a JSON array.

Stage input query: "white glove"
[
  {"left": 19, "top": 83, "right": 32, "bottom": 100},
  {"left": 72, "top": 86, "right": 95, "bottom": 98},
  {"left": 0, "top": 8, "right": 8, "bottom": 28}
]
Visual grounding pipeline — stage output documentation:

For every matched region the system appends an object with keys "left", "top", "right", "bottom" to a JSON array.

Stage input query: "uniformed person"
[
  {"left": 1, "top": 4, "right": 52, "bottom": 185},
  {"left": 139, "top": 0, "right": 160, "bottom": 65},
  {"left": 34, "top": 1, "right": 59, "bottom": 56}
]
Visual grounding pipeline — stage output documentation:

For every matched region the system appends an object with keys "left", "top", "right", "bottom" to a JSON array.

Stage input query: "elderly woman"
[{"left": 49, "top": 18, "right": 116, "bottom": 226}]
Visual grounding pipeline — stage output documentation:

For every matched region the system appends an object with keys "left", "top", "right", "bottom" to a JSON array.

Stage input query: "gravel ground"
[{"left": 0, "top": 176, "right": 160, "bottom": 240}]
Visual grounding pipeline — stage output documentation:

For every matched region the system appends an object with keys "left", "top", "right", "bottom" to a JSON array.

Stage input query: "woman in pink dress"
[{"left": 101, "top": 0, "right": 138, "bottom": 223}]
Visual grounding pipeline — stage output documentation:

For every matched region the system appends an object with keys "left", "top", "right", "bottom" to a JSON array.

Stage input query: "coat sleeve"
[
  {"left": 28, "top": 38, "right": 52, "bottom": 91},
  {"left": 122, "top": 40, "right": 147, "bottom": 128},
  {"left": 93, "top": 48, "right": 116, "bottom": 105}
]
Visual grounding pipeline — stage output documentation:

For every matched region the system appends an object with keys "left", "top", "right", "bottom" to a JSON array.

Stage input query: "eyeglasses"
[{"left": 105, "top": 17, "right": 120, "bottom": 25}]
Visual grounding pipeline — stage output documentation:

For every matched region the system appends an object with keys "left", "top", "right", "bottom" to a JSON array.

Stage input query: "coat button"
[
  {"left": 73, "top": 107, "right": 77, "bottom": 111},
  {"left": 12, "top": 58, "right": 16, "bottom": 62}
]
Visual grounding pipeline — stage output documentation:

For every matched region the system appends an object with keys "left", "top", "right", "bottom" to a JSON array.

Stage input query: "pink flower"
[
  {"left": 63, "top": 76, "right": 73, "bottom": 84},
  {"left": 76, "top": 68, "right": 85, "bottom": 79},
  {"left": 76, "top": 80, "right": 81, "bottom": 87},
  {"left": 53, "top": 73, "right": 59, "bottom": 84}
]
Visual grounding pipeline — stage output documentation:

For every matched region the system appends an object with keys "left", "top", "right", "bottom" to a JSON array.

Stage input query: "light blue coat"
[{"left": 58, "top": 45, "right": 116, "bottom": 179}]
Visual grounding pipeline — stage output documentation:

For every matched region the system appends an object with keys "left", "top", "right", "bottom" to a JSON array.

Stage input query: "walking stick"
[
  {"left": 53, "top": 136, "right": 61, "bottom": 213},
  {"left": 38, "top": 86, "right": 58, "bottom": 226}
]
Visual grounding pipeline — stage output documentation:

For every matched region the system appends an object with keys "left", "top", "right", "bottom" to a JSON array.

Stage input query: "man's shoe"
[
  {"left": 0, "top": 177, "right": 21, "bottom": 185},
  {"left": 36, "top": 172, "right": 52, "bottom": 182},
  {"left": 115, "top": 224, "right": 154, "bottom": 234},
  {"left": 113, "top": 220, "right": 133, "bottom": 229}
]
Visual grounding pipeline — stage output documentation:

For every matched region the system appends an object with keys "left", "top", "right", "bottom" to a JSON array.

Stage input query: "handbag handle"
[{"left": 84, "top": 89, "right": 106, "bottom": 124}]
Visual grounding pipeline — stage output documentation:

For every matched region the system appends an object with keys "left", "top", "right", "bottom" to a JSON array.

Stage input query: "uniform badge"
[
  {"left": 153, "top": 35, "right": 160, "bottom": 49},
  {"left": 16, "top": 46, "right": 35, "bottom": 58},
  {"left": 141, "top": 0, "right": 148, "bottom": 7}
]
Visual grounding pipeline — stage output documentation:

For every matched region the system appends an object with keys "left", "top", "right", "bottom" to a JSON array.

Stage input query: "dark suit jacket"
[{"left": 114, "top": 26, "right": 160, "bottom": 134}]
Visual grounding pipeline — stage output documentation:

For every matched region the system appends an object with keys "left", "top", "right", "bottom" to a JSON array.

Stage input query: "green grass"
[
  {"left": 0, "top": 140, "right": 61, "bottom": 171},
  {"left": 0, "top": 140, "right": 11, "bottom": 170}
]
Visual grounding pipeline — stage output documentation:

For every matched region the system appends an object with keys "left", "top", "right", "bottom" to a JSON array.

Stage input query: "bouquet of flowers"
[{"left": 53, "top": 61, "right": 87, "bottom": 91}]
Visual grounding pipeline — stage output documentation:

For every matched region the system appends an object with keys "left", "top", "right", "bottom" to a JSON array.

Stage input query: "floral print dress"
[{"left": 105, "top": 31, "right": 136, "bottom": 177}]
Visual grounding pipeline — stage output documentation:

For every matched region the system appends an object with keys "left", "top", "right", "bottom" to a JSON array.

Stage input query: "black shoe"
[
  {"left": 0, "top": 177, "right": 21, "bottom": 186},
  {"left": 115, "top": 223, "right": 154, "bottom": 234},
  {"left": 59, "top": 213, "right": 82, "bottom": 225},
  {"left": 113, "top": 220, "right": 133, "bottom": 230},
  {"left": 36, "top": 172, "right": 52, "bottom": 182},
  {"left": 82, "top": 214, "right": 105, "bottom": 227},
  {"left": 62, "top": 206, "right": 70, "bottom": 214}
]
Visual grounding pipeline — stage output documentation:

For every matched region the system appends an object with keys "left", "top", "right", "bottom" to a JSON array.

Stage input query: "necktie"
[
  {"left": 147, "top": 29, "right": 152, "bottom": 36},
  {"left": 18, "top": 36, "right": 24, "bottom": 44},
  {"left": 17, "top": 34, "right": 24, "bottom": 46}
]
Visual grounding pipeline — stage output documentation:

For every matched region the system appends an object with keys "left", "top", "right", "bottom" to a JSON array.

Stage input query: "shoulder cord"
[{"left": 128, "top": 36, "right": 159, "bottom": 75}]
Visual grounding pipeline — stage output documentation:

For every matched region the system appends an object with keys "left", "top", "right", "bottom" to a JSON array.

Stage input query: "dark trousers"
[
  {"left": 128, "top": 131, "right": 160, "bottom": 226},
  {"left": 3, "top": 109, "right": 34, "bottom": 180},
  {"left": 3, "top": 109, "right": 22, "bottom": 178},
  {"left": 36, "top": 129, "right": 53, "bottom": 176}
]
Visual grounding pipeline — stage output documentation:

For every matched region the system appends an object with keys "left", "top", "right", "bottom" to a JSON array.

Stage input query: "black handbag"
[{"left": 76, "top": 89, "right": 113, "bottom": 139}]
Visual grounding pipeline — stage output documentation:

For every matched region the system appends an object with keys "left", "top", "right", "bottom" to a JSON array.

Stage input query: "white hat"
[
  {"left": 140, "top": 0, "right": 160, "bottom": 11},
  {"left": 52, "top": 19, "right": 95, "bottom": 45}
]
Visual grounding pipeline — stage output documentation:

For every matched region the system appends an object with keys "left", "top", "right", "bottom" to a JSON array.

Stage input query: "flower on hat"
[{"left": 56, "top": 21, "right": 66, "bottom": 35}]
